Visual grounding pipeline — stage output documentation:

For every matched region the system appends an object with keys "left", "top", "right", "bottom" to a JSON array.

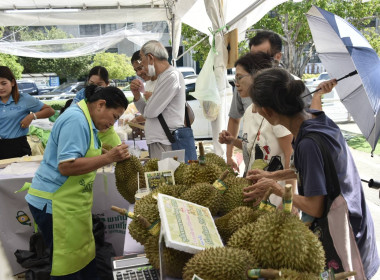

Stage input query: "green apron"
[
  {"left": 27, "top": 100, "right": 102, "bottom": 276},
  {"left": 99, "top": 125, "right": 121, "bottom": 148}
]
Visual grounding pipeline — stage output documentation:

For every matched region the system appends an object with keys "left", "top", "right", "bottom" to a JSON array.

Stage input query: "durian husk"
[
  {"left": 215, "top": 206, "right": 262, "bottom": 243},
  {"left": 102, "top": 143, "right": 113, "bottom": 151},
  {"left": 144, "top": 235, "right": 193, "bottom": 279},
  {"left": 115, "top": 156, "right": 146, "bottom": 203},
  {"left": 182, "top": 247, "right": 257, "bottom": 280},
  {"left": 219, "top": 175, "right": 254, "bottom": 215},
  {"left": 228, "top": 210, "right": 325, "bottom": 275},
  {"left": 174, "top": 162, "right": 189, "bottom": 185},
  {"left": 179, "top": 182, "right": 223, "bottom": 216},
  {"left": 143, "top": 158, "right": 159, "bottom": 172},
  {"left": 204, "top": 153, "right": 235, "bottom": 174},
  {"left": 183, "top": 162, "right": 222, "bottom": 186}
]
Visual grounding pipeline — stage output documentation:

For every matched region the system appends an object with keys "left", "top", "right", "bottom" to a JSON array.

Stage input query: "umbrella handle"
[
  {"left": 303, "top": 70, "right": 358, "bottom": 98},
  {"left": 361, "top": 178, "right": 380, "bottom": 189}
]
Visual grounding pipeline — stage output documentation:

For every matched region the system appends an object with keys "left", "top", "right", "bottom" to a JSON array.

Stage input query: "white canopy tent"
[{"left": 0, "top": 0, "right": 286, "bottom": 155}]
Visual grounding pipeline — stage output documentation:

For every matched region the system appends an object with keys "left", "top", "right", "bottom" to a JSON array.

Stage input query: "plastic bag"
[{"left": 190, "top": 50, "right": 220, "bottom": 121}]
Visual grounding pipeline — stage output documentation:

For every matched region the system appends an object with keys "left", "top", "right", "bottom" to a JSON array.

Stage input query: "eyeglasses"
[{"left": 233, "top": 74, "right": 250, "bottom": 84}]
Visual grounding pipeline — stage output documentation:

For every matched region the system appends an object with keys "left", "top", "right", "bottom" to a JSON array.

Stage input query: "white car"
[
  {"left": 307, "top": 72, "right": 331, "bottom": 92},
  {"left": 305, "top": 72, "right": 350, "bottom": 123},
  {"left": 185, "top": 75, "right": 233, "bottom": 139}
]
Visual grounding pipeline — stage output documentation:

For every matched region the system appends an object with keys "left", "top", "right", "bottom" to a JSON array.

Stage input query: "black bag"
[{"left": 14, "top": 232, "right": 51, "bottom": 280}]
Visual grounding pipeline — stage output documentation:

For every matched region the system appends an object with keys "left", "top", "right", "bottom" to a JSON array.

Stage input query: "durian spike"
[
  {"left": 247, "top": 268, "right": 281, "bottom": 279},
  {"left": 335, "top": 271, "right": 357, "bottom": 279},
  {"left": 188, "top": 160, "right": 199, "bottom": 164},
  {"left": 283, "top": 184, "right": 293, "bottom": 213},
  {"left": 111, "top": 205, "right": 134, "bottom": 219}
]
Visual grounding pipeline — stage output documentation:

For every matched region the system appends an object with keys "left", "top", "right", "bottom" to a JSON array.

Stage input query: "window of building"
[
  {"left": 101, "top": 24, "right": 117, "bottom": 34},
  {"left": 79, "top": 25, "right": 100, "bottom": 36}
]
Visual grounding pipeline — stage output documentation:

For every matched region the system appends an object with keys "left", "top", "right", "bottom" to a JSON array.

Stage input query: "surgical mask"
[{"left": 147, "top": 57, "right": 156, "bottom": 77}]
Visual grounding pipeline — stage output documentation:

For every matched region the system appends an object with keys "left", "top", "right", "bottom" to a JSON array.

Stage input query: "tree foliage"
[
  {"left": 0, "top": 54, "right": 24, "bottom": 79},
  {"left": 181, "top": 0, "right": 379, "bottom": 77},
  {"left": 249, "top": 0, "right": 379, "bottom": 77},
  {"left": 92, "top": 52, "right": 135, "bottom": 80},
  {"left": 15, "top": 27, "right": 92, "bottom": 81},
  {"left": 181, "top": 24, "right": 211, "bottom": 68},
  {"left": 363, "top": 27, "right": 380, "bottom": 56}
]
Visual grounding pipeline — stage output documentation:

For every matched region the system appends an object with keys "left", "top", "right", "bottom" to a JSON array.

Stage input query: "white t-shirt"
[{"left": 242, "top": 104, "right": 291, "bottom": 172}]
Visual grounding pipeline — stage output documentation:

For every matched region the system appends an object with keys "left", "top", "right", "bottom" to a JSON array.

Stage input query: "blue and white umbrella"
[{"left": 306, "top": 5, "right": 380, "bottom": 154}]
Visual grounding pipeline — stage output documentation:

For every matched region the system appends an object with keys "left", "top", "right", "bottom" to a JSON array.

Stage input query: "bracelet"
[{"left": 30, "top": 112, "right": 37, "bottom": 120}]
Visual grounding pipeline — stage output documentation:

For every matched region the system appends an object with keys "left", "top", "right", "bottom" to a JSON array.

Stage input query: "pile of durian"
[{"left": 113, "top": 143, "right": 355, "bottom": 280}]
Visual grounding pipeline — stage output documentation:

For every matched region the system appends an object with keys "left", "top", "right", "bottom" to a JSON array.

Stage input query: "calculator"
[{"left": 112, "top": 253, "right": 160, "bottom": 280}]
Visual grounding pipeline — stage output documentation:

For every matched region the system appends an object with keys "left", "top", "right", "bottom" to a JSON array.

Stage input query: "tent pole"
[
  {"left": 225, "top": 0, "right": 265, "bottom": 27},
  {"left": 176, "top": 35, "right": 209, "bottom": 61}
]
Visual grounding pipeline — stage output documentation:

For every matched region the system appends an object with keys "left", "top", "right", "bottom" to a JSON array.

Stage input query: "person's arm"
[
  {"left": 21, "top": 102, "right": 55, "bottom": 128},
  {"left": 246, "top": 168, "right": 297, "bottom": 182},
  {"left": 310, "top": 79, "right": 337, "bottom": 110},
  {"left": 310, "top": 92, "right": 323, "bottom": 111},
  {"left": 219, "top": 129, "right": 242, "bottom": 149},
  {"left": 35, "top": 104, "right": 55, "bottom": 119},
  {"left": 277, "top": 134, "right": 293, "bottom": 169},
  {"left": 226, "top": 117, "right": 241, "bottom": 170},
  {"left": 58, "top": 144, "right": 130, "bottom": 176},
  {"left": 243, "top": 177, "right": 325, "bottom": 217}
]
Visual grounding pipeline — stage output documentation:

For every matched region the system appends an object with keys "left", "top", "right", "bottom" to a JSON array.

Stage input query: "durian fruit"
[
  {"left": 183, "top": 161, "right": 222, "bottom": 186},
  {"left": 228, "top": 210, "right": 325, "bottom": 275},
  {"left": 182, "top": 247, "right": 257, "bottom": 280},
  {"left": 174, "top": 162, "right": 188, "bottom": 185},
  {"left": 204, "top": 153, "right": 234, "bottom": 174},
  {"left": 115, "top": 156, "right": 146, "bottom": 203},
  {"left": 143, "top": 158, "right": 159, "bottom": 172},
  {"left": 102, "top": 143, "right": 113, "bottom": 151},
  {"left": 215, "top": 206, "right": 261, "bottom": 243},
  {"left": 179, "top": 182, "right": 223, "bottom": 216},
  {"left": 219, "top": 175, "right": 253, "bottom": 215},
  {"left": 144, "top": 234, "right": 193, "bottom": 279},
  {"left": 277, "top": 268, "right": 319, "bottom": 280}
]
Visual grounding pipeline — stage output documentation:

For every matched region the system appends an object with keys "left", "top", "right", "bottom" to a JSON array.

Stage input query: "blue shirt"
[
  {"left": 26, "top": 104, "right": 100, "bottom": 214},
  {"left": 0, "top": 93, "right": 44, "bottom": 139},
  {"left": 72, "top": 88, "right": 85, "bottom": 104},
  {"left": 293, "top": 109, "right": 379, "bottom": 279}
]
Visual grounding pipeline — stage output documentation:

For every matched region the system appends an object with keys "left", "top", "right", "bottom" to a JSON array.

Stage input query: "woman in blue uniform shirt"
[
  {"left": 25, "top": 85, "right": 130, "bottom": 279},
  {"left": 0, "top": 66, "right": 55, "bottom": 160}
]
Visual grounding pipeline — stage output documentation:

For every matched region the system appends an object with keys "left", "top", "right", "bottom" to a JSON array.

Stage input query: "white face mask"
[{"left": 147, "top": 56, "right": 156, "bottom": 77}]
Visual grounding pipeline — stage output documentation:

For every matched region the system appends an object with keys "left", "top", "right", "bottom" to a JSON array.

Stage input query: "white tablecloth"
[{"left": 0, "top": 163, "right": 129, "bottom": 275}]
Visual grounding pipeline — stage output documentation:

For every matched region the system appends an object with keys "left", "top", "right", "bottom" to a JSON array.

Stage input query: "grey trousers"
[{"left": 148, "top": 142, "right": 172, "bottom": 159}]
